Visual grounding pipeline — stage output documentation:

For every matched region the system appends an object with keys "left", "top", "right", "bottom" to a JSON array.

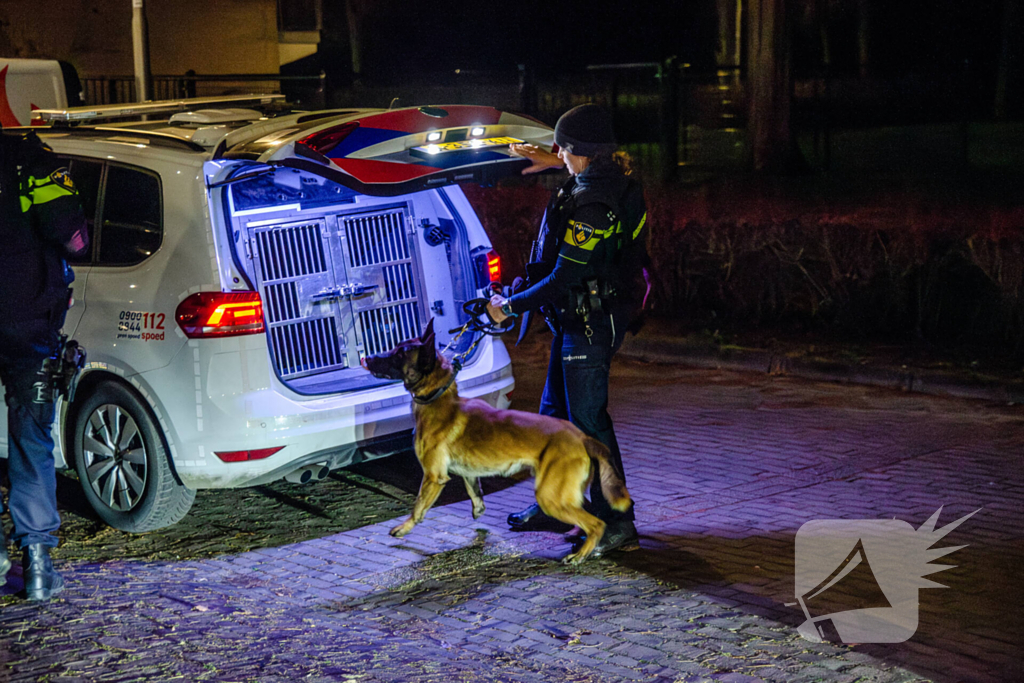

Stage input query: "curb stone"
[{"left": 619, "top": 335, "right": 1024, "bottom": 404}]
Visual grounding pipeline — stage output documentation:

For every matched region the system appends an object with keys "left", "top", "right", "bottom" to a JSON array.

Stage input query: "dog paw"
[
  {"left": 472, "top": 504, "right": 485, "bottom": 520},
  {"left": 390, "top": 522, "right": 413, "bottom": 538},
  {"left": 561, "top": 550, "right": 588, "bottom": 565}
]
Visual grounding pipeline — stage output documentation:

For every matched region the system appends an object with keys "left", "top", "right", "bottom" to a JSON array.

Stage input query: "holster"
[
  {"left": 569, "top": 278, "right": 616, "bottom": 324},
  {"left": 48, "top": 335, "right": 87, "bottom": 402}
]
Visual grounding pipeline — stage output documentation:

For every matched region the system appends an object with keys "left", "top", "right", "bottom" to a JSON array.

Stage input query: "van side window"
[
  {"left": 64, "top": 158, "right": 103, "bottom": 266},
  {"left": 97, "top": 165, "right": 162, "bottom": 266}
]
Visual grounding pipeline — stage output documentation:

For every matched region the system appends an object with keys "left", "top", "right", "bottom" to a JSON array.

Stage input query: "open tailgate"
[{"left": 223, "top": 105, "right": 554, "bottom": 196}]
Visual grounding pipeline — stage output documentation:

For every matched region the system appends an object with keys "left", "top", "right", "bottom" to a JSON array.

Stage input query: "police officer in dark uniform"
[
  {"left": 0, "top": 125, "right": 88, "bottom": 600},
  {"left": 487, "top": 104, "right": 646, "bottom": 557}
]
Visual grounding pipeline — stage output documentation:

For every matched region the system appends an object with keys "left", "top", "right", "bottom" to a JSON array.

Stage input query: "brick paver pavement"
[{"left": 1, "top": 338, "right": 1021, "bottom": 683}]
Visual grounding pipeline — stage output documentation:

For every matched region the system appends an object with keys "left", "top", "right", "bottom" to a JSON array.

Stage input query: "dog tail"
[{"left": 584, "top": 437, "right": 632, "bottom": 512}]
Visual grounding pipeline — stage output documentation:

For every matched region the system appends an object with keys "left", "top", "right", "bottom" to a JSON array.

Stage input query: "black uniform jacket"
[
  {"left": 506, "top": 156, "right": 630, "bottom": 324},
  {"left": 0, "top": 131, "right": 88, "bottom": 329}
]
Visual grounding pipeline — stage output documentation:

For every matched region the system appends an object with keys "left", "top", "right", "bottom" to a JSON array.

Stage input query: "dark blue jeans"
[
  {"left": 0, "top": 319, "right": 61, "bottom": 549},
  {"left": 540, "top": 317, "right": 634, "bottom": 525}
]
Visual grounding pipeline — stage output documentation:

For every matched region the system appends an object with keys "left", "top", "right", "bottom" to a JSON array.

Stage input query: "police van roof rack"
[{"left": 33, "top": 94, "right": 287, "bottom": 124}]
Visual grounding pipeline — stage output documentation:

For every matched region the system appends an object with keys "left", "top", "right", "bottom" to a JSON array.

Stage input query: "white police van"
[{"left": 0, "top": 95, "right": 553, "bottom": 531}]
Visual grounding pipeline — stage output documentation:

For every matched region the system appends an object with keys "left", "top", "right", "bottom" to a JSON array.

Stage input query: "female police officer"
[{"left": 487, "top": 103, "right": 645, "bottom": 557}]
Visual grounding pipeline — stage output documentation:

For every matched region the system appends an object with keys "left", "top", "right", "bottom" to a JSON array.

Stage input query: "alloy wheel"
[{"left": 81, "top": 403, "right": 149, "bottom": 512}]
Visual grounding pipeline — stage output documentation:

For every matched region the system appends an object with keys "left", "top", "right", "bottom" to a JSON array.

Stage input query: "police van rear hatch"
[{"left": 220, "top": 104, "right": 554, "bottom": 196}]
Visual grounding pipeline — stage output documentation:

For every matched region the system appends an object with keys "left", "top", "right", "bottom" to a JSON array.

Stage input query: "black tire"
[{"left": 71, "top": 380, "right": 195, "bottom": 532}]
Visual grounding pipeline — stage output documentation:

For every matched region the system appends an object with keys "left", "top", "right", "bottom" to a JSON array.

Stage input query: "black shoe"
[
  {"left": 507, "top": 503, "right": 572, "bottom": 532},
  {"left": 23, "top": 544, "right": 64, "bottom": 602},
  {"left": 507, "top": 503, "right": 543, "bottom": 527},
  {"left": 591, "top": 521, "right": 640, "bottom": 558},
  {"left": 564, "top": 526, "right": 587, "bottom": 544},
  {"left": 0, "top": 526, "right": 9, "bottom": 587}
]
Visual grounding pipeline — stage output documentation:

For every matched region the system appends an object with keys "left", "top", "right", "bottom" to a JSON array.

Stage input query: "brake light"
[
  {"left": 297, "top": 122, "right": 358, "bottom": 156},
  {"left": 214, "top": 447, "right": 284, "bottom": 463},
  {"left": 487, "top": 251, "right": 501, "bottom": 283},
  {"left": 175, "top": 292, "right": 264, "bottom": 339},
  {"left": 472, "top": 247, "right": 503, "bottom": 289}
]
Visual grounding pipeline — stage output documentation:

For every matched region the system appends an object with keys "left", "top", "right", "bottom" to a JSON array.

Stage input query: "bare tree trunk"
[
  {"left": 747, "top": 0, "right": 802, "bottom": 172},
  {"left": 345, "top": 0, "right": 364, "bottom": 84},
  {"left": 995, "top": 0, "right": 1021, "bottom": 119},
  {"left": 857, "top": 0, "right": 871, "bottom": 78},
  {"left": 716, "top": 0, "right": 743, "bottom": 67}
]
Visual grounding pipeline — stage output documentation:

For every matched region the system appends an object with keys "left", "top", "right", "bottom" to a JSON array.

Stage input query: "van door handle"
[
  {"left": 311, "top": 287, "right": 342, "bottom": 303},
  {"left": 311, "top": 284, "right": 378, "bottom": 303},
  {"left": 343, "top": 283, "right": 378, "bottom": 298}
]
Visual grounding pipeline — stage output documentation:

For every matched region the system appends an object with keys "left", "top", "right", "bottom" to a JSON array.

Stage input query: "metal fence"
[{"left": 82, "top": 72, "right": 327, "bottom": 109}]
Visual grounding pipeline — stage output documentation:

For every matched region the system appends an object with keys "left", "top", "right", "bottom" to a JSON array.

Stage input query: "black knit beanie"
[{"left": 553, "top": 104, "right": 616, "bottom": 158}]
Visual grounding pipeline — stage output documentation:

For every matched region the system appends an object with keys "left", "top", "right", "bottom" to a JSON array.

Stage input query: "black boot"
[
  {"left": 564, "top": 526, "right": 587, "bottom": 544},
  {"left": 0, "top": 525, "right": 10, "bottom": 587},
  {"left": 591, "top": 521, "right": 640, "bottom": 558},
  {"left": 23, "top": 544, "right": 63, "bottom": 602},
  {"left": 507, "top": 503, "right": 571, "bottom": 532},
  {"left": 507, "top": 503, "right": 543, "bottom": 528}
]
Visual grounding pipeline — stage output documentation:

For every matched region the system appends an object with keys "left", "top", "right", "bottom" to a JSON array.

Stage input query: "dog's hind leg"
[
  {"left": 463, "top": 477, "right": 486, "bottom": 519},
  {"left": 546, "top": 504, "right": 605, "bottom": 565},
  {"left": 390, "top": 471, "right": 449, "bottom": 538},
  {"left": 534, "top": 445, "right": 606, "bottom": 564}
]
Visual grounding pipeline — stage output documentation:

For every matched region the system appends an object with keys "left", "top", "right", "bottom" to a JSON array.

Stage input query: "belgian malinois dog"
[{"left": 362, "top": 319, "right": 631, "bottom": 564}]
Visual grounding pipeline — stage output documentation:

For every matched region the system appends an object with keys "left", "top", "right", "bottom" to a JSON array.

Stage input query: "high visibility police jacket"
[
  {"left": 0, "top": 131, "right": 88, "bottom": 328},
  {"left": 506, "top": 156, "right": 646, "bottom": 329}
]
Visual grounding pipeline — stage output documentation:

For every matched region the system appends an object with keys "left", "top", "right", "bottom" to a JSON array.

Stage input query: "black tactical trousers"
[
  {"left": 539, "top": 316, "right": 634, "bottom": 524},
  {"left": 0, "top": 318, "right": 62, "bottom": 549}
]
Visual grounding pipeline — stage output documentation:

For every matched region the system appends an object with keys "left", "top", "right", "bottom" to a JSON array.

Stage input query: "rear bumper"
[{"left": 138, "top": 333, "right": 513, "bottom": 489}]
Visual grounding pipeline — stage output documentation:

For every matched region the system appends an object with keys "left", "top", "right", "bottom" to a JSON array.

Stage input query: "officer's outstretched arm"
[{"left": 510, "top": 143, "right": 564, "bottom": 175}]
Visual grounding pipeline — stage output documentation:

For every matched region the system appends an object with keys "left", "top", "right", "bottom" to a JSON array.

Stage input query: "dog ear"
[
  {"left": 417, "top": 321, "right": 437, "bottom": 374},
  {"left": 416, "top": 341, "right": 437, "bottom": 375}
]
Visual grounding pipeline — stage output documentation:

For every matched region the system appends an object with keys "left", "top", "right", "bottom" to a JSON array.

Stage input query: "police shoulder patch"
[
  {"left": 571, "top": 221, "right": 595, "bottom": 246},
  {"left": 49, "top": 168, "right": 74, "bottom": 190}
]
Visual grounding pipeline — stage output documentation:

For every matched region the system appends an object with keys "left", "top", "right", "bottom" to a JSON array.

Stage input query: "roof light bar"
[{"left": 33, "top": 94, "right": 286, "bottom": 123}]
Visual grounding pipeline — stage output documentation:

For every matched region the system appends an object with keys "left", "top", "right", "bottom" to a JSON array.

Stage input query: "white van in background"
[{"left": 0, "top": 58, "right": 80, "bottom": 127}]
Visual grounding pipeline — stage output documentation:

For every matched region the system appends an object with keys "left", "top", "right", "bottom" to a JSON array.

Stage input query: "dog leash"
[
  {"left": 439, "top": 298, "right": 513, "bottom": 372},
  {"left": 420, "top": 298, "right": 513, "bottom": 405},
  {"left": 417, "top": 328, "right": 475, "bottom": 405}
]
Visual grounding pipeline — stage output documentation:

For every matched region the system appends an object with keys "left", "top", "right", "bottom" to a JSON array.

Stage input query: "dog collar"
[{"left": 413, "top": 372, "right": 458, "bottom": 405}]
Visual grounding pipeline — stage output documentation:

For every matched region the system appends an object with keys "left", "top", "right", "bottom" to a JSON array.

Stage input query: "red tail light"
[
  {"left": 175, "top": 292, "right": 264, "bottom": 339},
  {"left": 472, "top": 247, "right": 503, "bottom": 289},
  {"left": 214, "top": 447, "right": 284, "bottom": 463},
  {"left": 487, "top": 250, "right": 501, "bottom": 283}
]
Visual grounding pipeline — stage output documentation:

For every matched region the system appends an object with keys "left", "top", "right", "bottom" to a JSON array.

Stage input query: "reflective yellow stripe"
[
  {"left": 563, "top": 227, "right": 602, "bottom": 251},
  {"left": 28, "top": 176, "right": 76, "bottom": 206},
  {"left": 558, "top": 253, "right": 586, "bottom": 264},
  {"left": 632, "top": 212, "right": 647, "bottom": 240},
  {"left": 21, "top": 196, "right": 31, "bottom": 212}
]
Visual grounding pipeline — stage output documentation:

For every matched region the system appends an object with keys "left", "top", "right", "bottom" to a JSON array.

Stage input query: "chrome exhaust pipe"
[{"left": 284, "top": 462, "right": 330, "bottom": 484}]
